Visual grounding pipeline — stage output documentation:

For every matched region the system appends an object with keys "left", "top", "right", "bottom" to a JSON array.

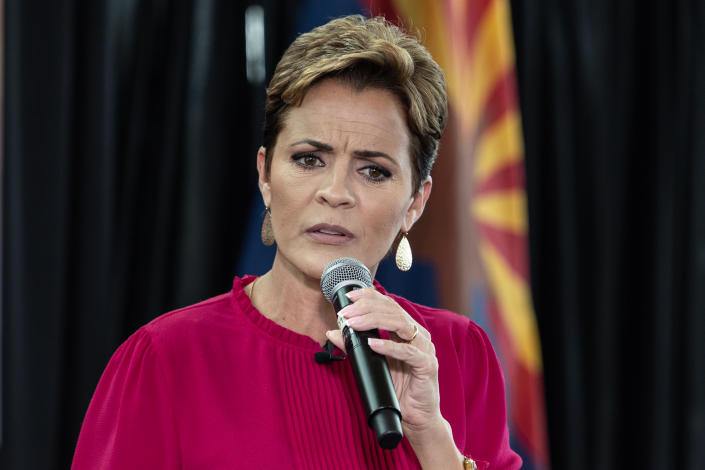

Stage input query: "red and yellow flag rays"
[{"left": 363, "top": 0, "right": 549, "bottom": 466}]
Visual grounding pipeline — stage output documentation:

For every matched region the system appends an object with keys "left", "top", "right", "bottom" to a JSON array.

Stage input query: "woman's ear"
[
  {"left": 257, "top": 146, "right": 272, "bottom": 208},
  {"left": 403, "top": 177, "right": 432, "bottom": 233}
]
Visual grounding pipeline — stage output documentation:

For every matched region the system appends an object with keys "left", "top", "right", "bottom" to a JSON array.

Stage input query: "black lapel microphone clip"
[{"left": 314, "top": 339, "right": 346, "bottom": 364}]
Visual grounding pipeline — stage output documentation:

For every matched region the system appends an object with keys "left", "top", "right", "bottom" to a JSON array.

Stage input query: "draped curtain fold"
[
  {"left": 2, "top": 1, "right": 299, "bottom": 468},
  {"left": 511, "top": 0, "right": 705, "bottom": 468}
]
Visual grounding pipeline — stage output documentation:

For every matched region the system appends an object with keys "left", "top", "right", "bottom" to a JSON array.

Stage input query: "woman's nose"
[{"left": 315, "top": 165, "right": 355, "bottom": 208}]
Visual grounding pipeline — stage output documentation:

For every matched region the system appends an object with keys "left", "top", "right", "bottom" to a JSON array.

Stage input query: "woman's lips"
[{"left": 306, "top": 224, "right": 354, "bottom": 244}]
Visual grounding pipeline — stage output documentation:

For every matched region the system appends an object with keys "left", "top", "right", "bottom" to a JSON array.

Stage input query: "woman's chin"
[{"left": 275, "top": 247, "right": 376, "bottom": 281}]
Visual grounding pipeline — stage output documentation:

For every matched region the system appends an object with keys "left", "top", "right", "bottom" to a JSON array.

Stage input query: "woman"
[{"left": 73, "top": 15, "right": 521, "bottom": 470}]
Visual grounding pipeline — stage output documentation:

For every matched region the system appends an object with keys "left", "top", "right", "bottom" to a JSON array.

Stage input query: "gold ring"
[{"left": 406, "top": 324, "right": 419, "bottom": 343}]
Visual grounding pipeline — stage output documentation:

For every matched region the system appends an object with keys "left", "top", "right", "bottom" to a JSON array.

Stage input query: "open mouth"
[
  {"left": 307, "top": 224, "right": 354, "bottom": 242},
  {"left": 315, "top": 229, "right": 345, "bottom": 236}
]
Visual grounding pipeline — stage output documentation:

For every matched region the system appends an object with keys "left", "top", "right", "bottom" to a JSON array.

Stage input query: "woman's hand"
[
  {"left": 324, "top": 287, "right": 445, "bottom": 438},
  {"left": 325, "top": 287, "right": 466, "bottom": 468}
]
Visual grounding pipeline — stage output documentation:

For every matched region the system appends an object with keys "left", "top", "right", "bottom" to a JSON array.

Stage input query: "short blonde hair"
[{"left": 263, "top": 15, "right": 447, "bottom": 191}]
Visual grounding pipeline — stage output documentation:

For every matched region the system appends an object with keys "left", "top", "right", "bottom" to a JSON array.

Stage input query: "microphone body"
[{"left": 321, "top": 258, "right": 403, "bottom": 450}]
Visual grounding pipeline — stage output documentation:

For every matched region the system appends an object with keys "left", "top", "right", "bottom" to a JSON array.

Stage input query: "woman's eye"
[
  {"left": 361, "top": 165, "right": 391, "bottom": 182},
  {"left": 292, "top": 153, "right": 323, "bottom": 168}
]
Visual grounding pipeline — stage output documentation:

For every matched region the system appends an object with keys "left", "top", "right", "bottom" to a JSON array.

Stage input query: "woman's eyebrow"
[
  {"left": 290, "top": 139, "right": 398, "bottom": 166},
  {"left": 290, "top": 139, "right": 333, "bottom": 151},
  {"left": 353, "top": 150, "right": 397, "bottom": 166}
]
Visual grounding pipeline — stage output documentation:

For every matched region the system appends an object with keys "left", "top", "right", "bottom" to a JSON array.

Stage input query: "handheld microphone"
[{"left": 320, "top": 257, "right": 403, "bottom": 450}]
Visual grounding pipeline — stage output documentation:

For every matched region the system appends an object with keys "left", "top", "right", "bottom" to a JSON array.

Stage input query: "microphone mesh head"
[{"left": 320, "top": 257, "right": 373, "bottom": 302}]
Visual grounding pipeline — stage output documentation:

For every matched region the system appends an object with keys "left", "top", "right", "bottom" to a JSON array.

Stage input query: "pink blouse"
[{"left": 72, "top": 276, "right": 521, "bottom": 469}]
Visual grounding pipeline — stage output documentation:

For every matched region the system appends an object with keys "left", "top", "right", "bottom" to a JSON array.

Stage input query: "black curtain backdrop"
[
  {"left": 3, "top": 1, "right": 299, "bottom": 468},
  {"left": 3, "top": 1, "right": 705, "bottom": 470},
  {"left": 511, "top": 1, "right": 705, "bottom": 469}
]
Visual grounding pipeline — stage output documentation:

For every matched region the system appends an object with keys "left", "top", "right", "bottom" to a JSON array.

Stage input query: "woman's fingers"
[
  {"left": 326, "top": 330, "right": 436, "bottom": 375},
  {"left": 325, "top": 329, "right": 345, "bottom": 352},
  {"left": 338, "top": 290, "right": 429, "bottom": 342},
  {"left": 367, "top": 338, "right": 438, "bottom": 373},
  {"left": 337, "top": 289, "right": 395, "bottom": 319},
  {"left": 326, "top": 322, "right": 428, "bottom": 353},
  {"left": 343, "top": 287, "right": 373, "bottom": 303},
  {"left": 344, "top": 313, "right": 429, "bottom": 345}
]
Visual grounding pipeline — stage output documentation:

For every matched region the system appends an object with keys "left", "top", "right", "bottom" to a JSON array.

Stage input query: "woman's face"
[{"left": 257, "top": 79, "right": 431, "bottom": 280}]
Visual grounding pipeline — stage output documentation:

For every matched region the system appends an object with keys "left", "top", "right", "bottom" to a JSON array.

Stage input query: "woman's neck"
[{"left": 248, "top": 256, "right": 338, "bottom": 345}]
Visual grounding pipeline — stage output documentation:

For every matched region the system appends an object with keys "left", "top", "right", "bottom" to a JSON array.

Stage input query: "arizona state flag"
[{"left": 362, "top": 1, "right": 550, "bottom": 468}]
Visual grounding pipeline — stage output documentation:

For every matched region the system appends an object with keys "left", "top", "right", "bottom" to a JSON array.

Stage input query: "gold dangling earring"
[
  {"left": 261, "top": 207, "right": 275, "bottom": 246},
  {"left": 395, "top": 232, "right": 412, "bottom": 271}
]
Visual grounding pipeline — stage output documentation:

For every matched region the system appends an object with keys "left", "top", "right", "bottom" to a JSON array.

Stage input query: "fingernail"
[
  {"left": 325, "top": 330, "right": 333, "bottom": 338},
  {"left": 337, "top": 308, "right": 350, "bottom": 318},
  {"left": 368, "top": 338, "right": 384, "bottom": 347},
  {"left": 347, "top": 317, "right": 361, "bottom": 327},
  {"left": 338, "top": 305, "right": 355, "bottom": 318},
  {"left": 345, "top": 289, "right": 362, "bottom": 300}
]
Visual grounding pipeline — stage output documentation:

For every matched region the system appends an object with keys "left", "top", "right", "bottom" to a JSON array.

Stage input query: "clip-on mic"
[{"left": 314, "top": 339, "right": 346, "bottom": 364}]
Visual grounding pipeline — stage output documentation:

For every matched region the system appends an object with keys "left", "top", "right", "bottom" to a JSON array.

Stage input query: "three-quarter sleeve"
[
  {"left": 72, "top": 328, "right": 180, "bottom": 469},
  {"left": 462, "top": 321, "right": 522, "bottom": 470}
]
